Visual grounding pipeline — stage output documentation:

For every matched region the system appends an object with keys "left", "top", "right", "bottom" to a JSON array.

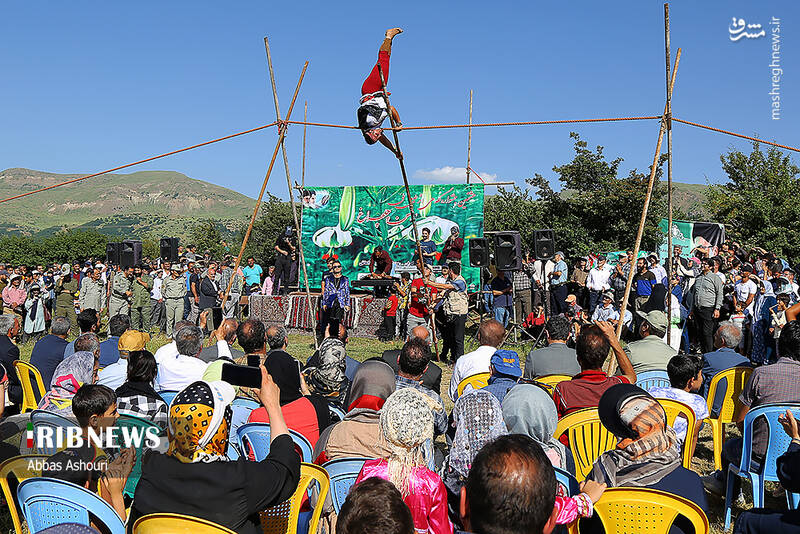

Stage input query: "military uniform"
[
  {"left": 109, "top": 271, "right": 132, "bottom": 318},
  {"left": 78, "top": 276, "right": 104, "bottom": 313},
  {"left": 54, "top": 275, "right": 79, "bottom": 332},
  {"left": 130, "top": 274, "right": 153, "bottom": 331},
  {"left": 162, "top": 273, "right": 187, "bottom": 337}
]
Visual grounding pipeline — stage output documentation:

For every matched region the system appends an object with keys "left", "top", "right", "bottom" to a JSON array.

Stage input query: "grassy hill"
[{"left": 0, "top": 168, "right": 256, "bottom": 239}]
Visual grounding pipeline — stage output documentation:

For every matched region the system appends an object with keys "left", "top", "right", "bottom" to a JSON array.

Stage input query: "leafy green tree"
[
  {"left": 235, "top": 194, "right": 296, "bottom": 266},
  {"left": 0, "top": 230, "right": 108, "bottom": 265},
  {"left": 484, "top": 186, "right": 545, "bottom": 254},
  {"left": 189, "top": 220, "right": 227, "bottom": 259},
  {"left": 706, "top": 142, "right": 800, "bottom": 261}
]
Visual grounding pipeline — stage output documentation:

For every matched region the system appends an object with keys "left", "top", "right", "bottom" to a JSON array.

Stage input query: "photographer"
[{"left": 428, "top": 262, "right": 468, "bottom": 363}]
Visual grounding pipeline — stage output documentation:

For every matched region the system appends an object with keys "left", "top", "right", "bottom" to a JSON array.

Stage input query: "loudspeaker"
[
  {"left": 469, "top": 238, "right": 490, "bottom": 268},
  {"left": 105, "top": 242, "right": 121, "bottom": 265},
  {"left": 493, "top": 232, "right": 522, "bottom": 271},
  {"left": 160, "top": 237, "right": 179, "bottom": 262},
  {"left": 120, "top": 240, "right": 142, "bottom": 269},
  {"left": 534, "top": 229, "right": 556, "bottom": 261}
]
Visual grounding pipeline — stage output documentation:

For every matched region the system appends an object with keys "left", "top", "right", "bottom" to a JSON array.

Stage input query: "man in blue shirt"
[
  {"left": 242, "top": 257, "right": 263, "bottom": 295},
  {"left": 549, "top": 251, "right": 569, "bottom": 315},
  {"left": 490, "top": 271, "right": 513, "bottom": 327},
  {"left": 99, "top": 314, "right": 131, "bottom": 367},
  {"left": 29, "top": 317, "right": 70, "bottom": 390},
  {"left": 417, "top": 228, "right": 437, "bottom": 266}
]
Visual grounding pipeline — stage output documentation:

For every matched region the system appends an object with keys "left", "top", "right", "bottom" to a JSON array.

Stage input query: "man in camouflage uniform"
[
  {"left": 109, "top": 266, "right": 134, "bottom": 318},
  {"left": 130, "top": 264, "right": 153, "bottom": 332},
  {"left": 54, "top": 263, "right": 80, "bottom": 332},
  {"left": 162, "top": 264, "right": 187, "bottom": 337}
]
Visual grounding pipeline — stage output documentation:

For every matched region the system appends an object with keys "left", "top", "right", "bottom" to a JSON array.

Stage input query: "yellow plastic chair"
[
  {"left": 554, "top": 409, "right": 617, "bottom": 481},
  {"left": 260, "top": 462, "right": 330, "bottom": 534},
  {"left": 705, "top": 366, "right": 754, "bottom": 470},
  {"left": 456, "top": 372, "right": 491, "bottom": 397},
  {"left": 658, "top": 398, "right": 697, "bottom": 470},
  {"left": 582, "top": 487, "right": 709, "bottom": 534},
  {"left": 13, "top": 360, "right": 47, "bottom": 413},
  {"left": 535, "top": 374, "right": 573, "bottom": 394},
  {"left": 0, "top": 454, "right": 48, "bottom": 534},
  {"left": 133, "top": 513, "right": 237, "bottom": 534}
]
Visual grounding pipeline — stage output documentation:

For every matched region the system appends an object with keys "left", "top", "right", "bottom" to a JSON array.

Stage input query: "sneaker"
[{"left": 701, "top": 471, "right": 725, "bottom": 496}]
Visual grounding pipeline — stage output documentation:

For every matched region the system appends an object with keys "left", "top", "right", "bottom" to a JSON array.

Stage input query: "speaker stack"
[
  {"left": 534, "top": 229, "right": 556, "bottom": 261},
  {"left": 105, "top": 242, "right": 122, "bottom": 266},
  {"left": 493, "top": 232, "right": 522, "bottom": 271},
  {"left": 120, "top": 240, "right": 142, "bottom": 268}
]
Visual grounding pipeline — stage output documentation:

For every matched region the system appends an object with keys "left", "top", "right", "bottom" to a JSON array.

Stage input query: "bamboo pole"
[
  {"left": 376, "top": 62, "right": 439, "bottom": 353},
  {"left": 605, "top": 48, "right": 682, "bottom": 373},
  {"left": 264, "top": 37, "right": 318, "bottom": 348},
  {"left": 466, "top": 90, "right": 473, "bottom": 183},
  {"left": 665, "top": 3, "right": 674, "bottom": 346},
  {"left": 220, "top": 61, "right": 308, "bottom": 311}
]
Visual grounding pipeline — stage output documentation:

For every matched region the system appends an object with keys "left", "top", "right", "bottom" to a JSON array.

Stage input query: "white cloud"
[{"left": 413, "top": 166, "right": 499, "bottom": 183}]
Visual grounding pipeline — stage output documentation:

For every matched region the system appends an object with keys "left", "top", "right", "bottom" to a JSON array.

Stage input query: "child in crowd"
[
  {"left": 378, "top": 287, "right": 400, "bottom": 342},
  {"left": 647, "top": 354, "right": 709, "bottom": 458},
  {"left": 43, "top": 384, "right": 134, "bottom": 521},
  {"left": 770, "top": 294, "right": 791, "bottom": 341}
]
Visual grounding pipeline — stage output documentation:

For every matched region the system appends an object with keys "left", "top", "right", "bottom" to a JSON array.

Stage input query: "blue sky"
[{"left": 1, "top": 0, "right": 796, "bottom": 200}]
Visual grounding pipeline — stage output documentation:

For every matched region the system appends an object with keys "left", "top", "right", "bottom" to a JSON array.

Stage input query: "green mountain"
[{"left": 0, "top": 168, "right": 257, "bottom": 239}]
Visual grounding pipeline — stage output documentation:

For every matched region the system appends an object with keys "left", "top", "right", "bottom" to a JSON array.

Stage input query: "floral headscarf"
[
  {"left": 167, "top": 381, "right": 235, "bottom": 463},
  {"left": 37, "top": 351, "right": 96, "bottom": 416},
  {"left": 379, "top": 387, "right": 439, "bottom": 497},
  {"left": 446, "top": 389, "right": 507, "bottom": 478},
  {"left": 308, "top": 338, "right": 348, "bottom": 397}
]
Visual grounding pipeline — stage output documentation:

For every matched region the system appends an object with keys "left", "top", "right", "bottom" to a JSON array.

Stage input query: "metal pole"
[
  {"left": 466, "top": 90, "right": 473, "bottom": 183},
  {"left": 220, "top": 61, "right": 308, "bottom": 311},
  {"left": 375, "top": 62, "right": 438, "bottom": 354},
  {"left": 664, "top": 3, "right": 674, "bottom": 346},
  {"left": 608, "top": 48, "right": 682, "bottom": 372},
  {"left": 264, "top": 37, "right": 318, "bottom": 348}
]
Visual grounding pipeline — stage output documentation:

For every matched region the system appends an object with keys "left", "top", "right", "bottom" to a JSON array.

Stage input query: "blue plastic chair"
[
  {"left": 322, "top": 457, "right": 370, "bottom": 514},
  {"left": 636, "top": 370, "right": 671, "bottom": 391},
  {"left": 724, "top": 403, "right": 800, "bottom": 529},
  {"left": 329, "top": 405, "right": 346, "bottom": 423},
  {"left": 29, "top": 410, "right": 79, "bottom": 455},
  {"left": 228, "top": 399, "right": 259, "bottom": 461},
  {"left": 554, "top": 466, "right": 580, "bottom": 497},
  {"left": 17, "top": 477, "right": 125, "bottom": 534},
  {"left": 237, "top": 423, "right": 314, "bottom": 462},
  {"left": 158, "top": 390, "right": 179, "bottom": 406}
]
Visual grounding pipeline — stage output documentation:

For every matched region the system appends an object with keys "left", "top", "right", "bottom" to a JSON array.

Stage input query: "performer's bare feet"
[{"left": 385, "top": 27, "right": 403, "bottom": 39}]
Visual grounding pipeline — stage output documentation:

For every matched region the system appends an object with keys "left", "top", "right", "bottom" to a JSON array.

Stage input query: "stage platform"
[{"left": 247, "top": 293, "right": 388, "bottom": 338}]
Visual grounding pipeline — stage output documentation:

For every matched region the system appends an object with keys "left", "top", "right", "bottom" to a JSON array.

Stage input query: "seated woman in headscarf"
[
  {"left": 115, "top": 350, "right": 168, "bottom": 430},
  {"left": 502, "top": 383, "right": 606, "bottom": 527},
  {"left": 440, "top": 389, "right": 507, "bottom": 529},
  {"left": 130, "top": 372, "right": 300, "bottom": 534},
  {"left": 356, "top": 387, "right": 452, "bottom": 534},
  {"left": 37, "top": 351, "right": 98, "bottom": 417},
  {"left": 248, "top": 350, "right": 330, "bottom": 446},
  {"left": 303, "top": 338, "right": 350, "bottom": 411},
  {"left": 585, "top": 383, "right": 707, "bottom": 533},
  {"left": 313, "top": 359, "right": 396, "bottom": 464}
]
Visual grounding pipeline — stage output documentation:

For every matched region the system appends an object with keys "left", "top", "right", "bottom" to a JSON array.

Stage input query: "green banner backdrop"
[{"left": 301, "top": 184, "right": 485, "bottom": 290}]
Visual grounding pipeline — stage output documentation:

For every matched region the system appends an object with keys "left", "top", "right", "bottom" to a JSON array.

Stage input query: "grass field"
[{"left": 3, "top": 331, "right": 785, "bottom": 533}]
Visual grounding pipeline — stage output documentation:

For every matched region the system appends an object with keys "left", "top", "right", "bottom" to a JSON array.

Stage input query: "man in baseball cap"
[{"left": 625, "top": 309, "right": 676, "bottom": 374}]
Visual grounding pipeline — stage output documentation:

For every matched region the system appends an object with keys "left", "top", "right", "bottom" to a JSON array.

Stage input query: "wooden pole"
[
  {"left": 466, "top": 90, "right": 473, "bottom": 183},
  {"left": 664, "top": 3, "right": 674, "bottom": 346},
  {"left": 264, "top": 37, "right": 318, "bottom": 348},
  {"left": 220, "top": 61, "right": 308, "bottom": 311},
  {"left": 606, "top": 48, "right": 681, "bottom": 373},
  {"left": 375, "top": 62, "right": 439, "bottom": 353}
]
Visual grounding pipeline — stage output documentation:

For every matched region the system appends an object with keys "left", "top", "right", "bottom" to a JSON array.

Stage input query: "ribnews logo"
[{"left": 26, "top": 422, "right": 162, "bottom": 451}]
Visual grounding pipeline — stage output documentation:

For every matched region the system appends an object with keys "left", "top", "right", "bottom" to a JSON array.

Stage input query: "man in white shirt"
[
  {"left": 153, "top": 319, "right": 194, "bottom": 367},
  {"left": 531, "top": 259, "right": 554, "bottom": 317},
  {"left": 648, "top": 254, "right": 668, "bottom": 285},
  {"left": 155, "top": 325, "right": 212, "bottom": 391},
  {"left": 150, "top": 266, "right": 166, "bottom": 335},
  {"left": 448, "top": 319, "right": 504, "bottom": 402},
  {"left": 586, "top": 257, "right": 612, "bottom": 315}
]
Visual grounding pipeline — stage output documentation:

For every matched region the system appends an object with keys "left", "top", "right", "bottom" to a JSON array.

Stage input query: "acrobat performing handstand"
[{"left": 357, "top": 27, "right": 403, "bottom": 157}]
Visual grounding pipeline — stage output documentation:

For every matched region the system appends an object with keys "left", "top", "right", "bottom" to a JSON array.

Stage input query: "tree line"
[{"left": 1, "top": 134, "right": 797, "bottom": 266}]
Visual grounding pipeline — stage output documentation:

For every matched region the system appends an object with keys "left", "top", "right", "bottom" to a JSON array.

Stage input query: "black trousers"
[
  {"left": 439, "top": 314, "right": 466, "bottom": 362},
  {"left": 274, "top": 254, "right": 292, "bottom": 295},
  {"left": 695, "top": 306, "right": 717, "bottom": 354}
]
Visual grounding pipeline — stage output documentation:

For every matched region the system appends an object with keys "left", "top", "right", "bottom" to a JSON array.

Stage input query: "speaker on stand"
[
  {"left": 120, "top": 240, "right": 142, "bottom": 269},
  {"left": 534, "top": 229, "right": 555, "bottom": 261},
  {"left": 493, "top": 232, "right": 522, "bottom": 271},
  {"left": 468, "top": 238, "right": 490, "bottom": 268},
  {"left": 160, "top": 238, "right": 179, "bottom": 262},
  {"left": 105, "top": 242, "right": 121, "bottom": 266}
]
